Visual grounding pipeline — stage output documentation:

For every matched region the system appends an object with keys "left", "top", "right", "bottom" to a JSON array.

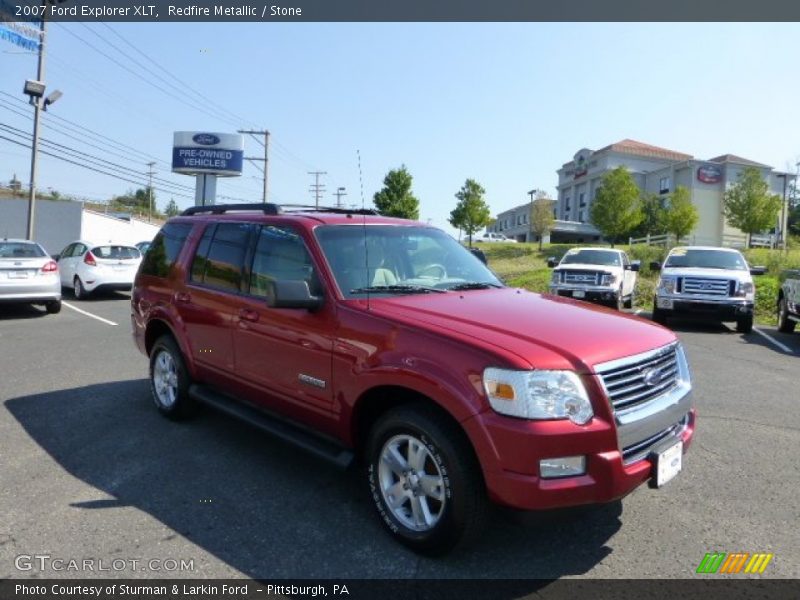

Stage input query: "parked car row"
[{"left": 0, "top": 238, "right": 152, "bottom": 313}]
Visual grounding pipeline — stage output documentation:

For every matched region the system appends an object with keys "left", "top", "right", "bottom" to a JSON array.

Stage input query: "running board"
[{"left": 188, "top": 384, "right": 354, "bottom": 469}]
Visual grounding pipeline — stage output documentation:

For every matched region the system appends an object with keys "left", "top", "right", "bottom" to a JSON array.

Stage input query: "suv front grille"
[
  {"left": 679, "top": 277, "right": 732, "bottom": 296},
  {"left": 597, "top": 343, "right": 680, "bottom": 412},
  {"left": 563, "top": 270, "right": 600, "bottom": 285},
  {"left": 621, "top": 414, "right": 689, "bottom": 464}
]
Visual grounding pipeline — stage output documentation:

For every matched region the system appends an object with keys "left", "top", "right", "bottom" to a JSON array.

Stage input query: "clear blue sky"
[{"left": 2, "top": 22, "right": 799, "bottom": 235}]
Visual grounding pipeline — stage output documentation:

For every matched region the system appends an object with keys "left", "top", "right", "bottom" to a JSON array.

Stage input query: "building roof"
[
  {"left": 562, "top": 139, "right": 693, "bottom": 168},
  {"left": 598, "top": 139, "right": 693, "bottom": 161},
  {"left": 708, "top": 154, "right": 771, "bottom": 168}
]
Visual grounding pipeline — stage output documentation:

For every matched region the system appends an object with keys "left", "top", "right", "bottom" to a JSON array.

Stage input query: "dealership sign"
[
  {"left": 697, "top": 164, "right": 723, "bottom": 184},
  {"left": 172, "top": 131, "right": 243, "bottom": 176}
]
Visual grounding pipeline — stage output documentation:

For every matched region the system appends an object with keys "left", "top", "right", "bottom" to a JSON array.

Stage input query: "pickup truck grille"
[
  {"left": 597, "top": 343, "right": 680, "bottom": 412},
  {"left": 679, "top": 277, "right": 732, "bottom": 296},
  {"left": 621, "top": 414, "right": 689, "bottom": 464},
  {"left": 562, "top": 270, "right": 600, "bottom": 285}
]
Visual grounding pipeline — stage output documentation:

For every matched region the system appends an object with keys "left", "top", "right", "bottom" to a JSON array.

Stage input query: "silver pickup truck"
[
  {"left": 651, "top": 246, "right": 765, "bottom": 333},
  {"left": 778, "top": 269, "right": 800, "bottom": 334}
]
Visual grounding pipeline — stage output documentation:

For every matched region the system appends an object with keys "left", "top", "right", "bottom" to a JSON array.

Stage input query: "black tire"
[
  {"left": 149, "top": 335, "right": 195, "bottom": 420},
  {"left": 45, "top": 299, "right": 62, "bottom": 314},
  {"left": 777, "top": 296, "right": 796, "bottom": 333},
  {"left": 623, "top": 290, "right": 634, "bottom": 310},
  {"left": 73, "top": 276, "right": 87, "bottom": 300},
  {"left": 652, "top": 300, "right": 667, "bottom": 325},
  {"left": 366, "top": 404, "right": 488, "bottom": 556},
  {"left": 736, "top": 314, "right": 754, "bottom": 334}
]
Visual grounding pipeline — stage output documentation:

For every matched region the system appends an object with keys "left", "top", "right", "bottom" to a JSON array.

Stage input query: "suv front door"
[{"left": 232, "top": 224, "right": 335, "bottom": 422}]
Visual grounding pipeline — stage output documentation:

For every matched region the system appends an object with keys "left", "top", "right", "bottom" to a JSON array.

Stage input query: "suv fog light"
[{"left": 539, "top": 456, "right": 586, "bottom": 478}]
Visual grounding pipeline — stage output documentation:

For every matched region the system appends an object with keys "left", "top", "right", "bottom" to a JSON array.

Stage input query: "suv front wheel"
[
  {"left": 149, "top": 335, "right": 195, "bottom": 420},
  {"left": 366, "top": 404, "right": 488, "bottom": 555}
]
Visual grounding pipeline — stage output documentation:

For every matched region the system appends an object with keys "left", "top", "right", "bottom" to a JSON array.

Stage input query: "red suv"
[{"left": 132, "top": 204, "right": 695, "bottom": 555}]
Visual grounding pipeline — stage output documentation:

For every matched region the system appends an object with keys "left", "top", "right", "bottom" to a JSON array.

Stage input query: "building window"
[
  {"left": 578, "top": 210, "right": 585, "bottom": 223},
  {"left": 659, "top": 176, "right": 671, "bottom": 194},
  {"left": 579, "top": 192, "right": 586, "bottom": 207},
  {"left": 565, "top": 197, "right": 571, "bottom": 210}
]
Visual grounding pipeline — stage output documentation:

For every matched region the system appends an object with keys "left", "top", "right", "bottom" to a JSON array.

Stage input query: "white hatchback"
[{"left": 56, "top": 240, "right": 142, "bottom": 299}]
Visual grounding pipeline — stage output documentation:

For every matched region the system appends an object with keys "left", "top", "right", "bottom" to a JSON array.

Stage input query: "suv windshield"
[
  {"left": 91, "top": 245, "right": 140, "bottom": 260},
  {"left": 315, "top": 225, "right": 502, "bottom": 298},
  {"left": 665, "top": 249, "right": 747, "bottom": 271},
  {"left": 560, "top": 249, "right": 620, "bottom": 266},
  {"left": 0, "top": 242, "right": 46, "bottom": 258}
]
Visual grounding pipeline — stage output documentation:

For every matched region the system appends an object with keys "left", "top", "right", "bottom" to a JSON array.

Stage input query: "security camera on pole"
[{"left": 172, "top": 132, "right": 244, "bottom": 206}]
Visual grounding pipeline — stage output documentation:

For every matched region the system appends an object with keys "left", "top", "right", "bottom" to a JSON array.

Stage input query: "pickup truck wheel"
[
  {"left": 149, "top": 335, "right": 195, "bottom": 420},
  {"left": 652, "top": 301, "right": 667, "bottom": 325},
  {"left": 777, "top": 297, "right": 796, "bottom": 333},
  {"left": 623, "top": 290, "right": 634, "bottom": 310},
  {"left": 366, "top": 405, "right": 488, "bottom": 556},
  {"left": 736, "top": 314, "right": 754, "bottom": 334}
]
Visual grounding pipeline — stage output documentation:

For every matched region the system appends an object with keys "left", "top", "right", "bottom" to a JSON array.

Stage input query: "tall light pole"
[
  {"left": 333, "top": 186, "right": 347, "bottom": 208},
  {"left": 24, "top": 15, "right": 47, "bottom": 241},
  {"left": 147, "top": 162, "right": 156, "bottom": 222},
  {"left": 527, "top": 188, "right": 541, "bottom": 243}
]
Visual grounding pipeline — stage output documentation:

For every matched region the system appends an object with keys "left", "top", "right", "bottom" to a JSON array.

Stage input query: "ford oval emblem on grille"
[
  {"left": 643, "top": 368, "right": 664, "bottom": 387},
  {"left": 192, "top": 133, "right": 220, "bottom": 145},
  {"left": 700, "top": 282, "right": 713, "bottom": 290}
]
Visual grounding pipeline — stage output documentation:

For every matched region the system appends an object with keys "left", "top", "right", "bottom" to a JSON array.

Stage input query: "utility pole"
[
  {"left": 308, "top": 171, "right": 327, "bottom": 208},
  {"left": 147, "top": 161, "right": 156, "bottom": 222},
  {"left": 24, "top": 18, "right": 47, "bottom": 241},
  {"left": 238, "top": 130, "right": 270, "bottom": 202},
  {"left": 333, "top": 186, "right": 347, "bottom": 208}
]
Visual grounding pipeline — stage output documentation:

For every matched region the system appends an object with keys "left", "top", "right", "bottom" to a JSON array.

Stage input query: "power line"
[
  {"left": 239, "top": 129, "right": 269, "bottom": 202},
  {"left": 308, "top": 171, "right": 327, "bottom": 208}
]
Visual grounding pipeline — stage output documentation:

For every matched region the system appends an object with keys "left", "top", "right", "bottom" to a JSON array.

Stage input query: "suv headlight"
[
  {"left": 601, "top": 273, "right": 618, "bottom": 286},
  {"left": 550, "top": 271, "right": 561, "bottom": 285},
  {"left": 482, "top": 368, "right": 593, "bottom": 424},
  {"left": 658, "top": 277, "right": 677, "bottom": 294}
]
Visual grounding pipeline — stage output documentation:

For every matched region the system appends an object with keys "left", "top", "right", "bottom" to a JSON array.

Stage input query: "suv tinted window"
[
  {"left": 140, "top": 222, "right": 192, "bottom": 277},
  {"left": 192, "top": 222, "right": 253, "bottom": 292},
  {"left": 249, "top": 226, "right": 318, "bottom": 297}
]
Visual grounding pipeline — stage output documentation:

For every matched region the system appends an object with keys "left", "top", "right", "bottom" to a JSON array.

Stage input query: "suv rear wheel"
[
  {"left": 366, "top": 404, "right": 488, "bottom": 556},
  {"left": 777, "top": 296, "right": 796, "bottom": 333},
  {"left": 149, "top": 335, "right": 195, "bottom": 419}
]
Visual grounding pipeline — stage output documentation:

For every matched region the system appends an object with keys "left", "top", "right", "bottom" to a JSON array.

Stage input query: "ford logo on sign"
[{"left": 192, "top": 133, "right": 220, "bottom": 146}]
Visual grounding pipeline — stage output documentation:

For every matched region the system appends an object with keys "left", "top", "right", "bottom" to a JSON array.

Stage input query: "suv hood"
[
  {"left": 367, "top": 287, "right": 674, "bottom": 372},
  {"left": 661, "top": 267, "right": 752, "bottom": 282}
]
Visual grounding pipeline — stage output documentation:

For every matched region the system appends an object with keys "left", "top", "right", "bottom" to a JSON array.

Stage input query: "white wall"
[{"left": 81, "top": 210, "right": 161, "bottom": 246}]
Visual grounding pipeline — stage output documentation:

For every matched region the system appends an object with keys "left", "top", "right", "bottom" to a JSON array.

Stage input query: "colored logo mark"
[{"left": 696, "top": 552, "right": 773, "bottom": 574}]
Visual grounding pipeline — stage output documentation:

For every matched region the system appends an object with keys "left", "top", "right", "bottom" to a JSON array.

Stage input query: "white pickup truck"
[
  {"left": 651, "top": 246, "right": 765, "bottom": 333},
  {"left": 547, "top": 247, "right": 639, "bottom": 310}
]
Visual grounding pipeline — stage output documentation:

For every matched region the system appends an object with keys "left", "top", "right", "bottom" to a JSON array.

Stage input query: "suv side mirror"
[
  {"left": 750, "top": 266, "right": 766, "bottom": 276},
  {"left": 266, "top": 280, "right": 323, "bottom": 311},
  {"left": 649, "top": 261, "right": 662, "bottom": 271},
  {"left": 628, "top": 260, "right": 640, "bottom": 272},
  {"left": 546, "top": 257, "right": 557, "bottom": 268}
]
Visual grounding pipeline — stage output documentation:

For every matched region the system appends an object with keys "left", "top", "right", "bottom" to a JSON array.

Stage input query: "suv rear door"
[
  {"left": 232, "top": 224, "right": 335, "bottom": 417},
  {"left": 180, "top": 222, "right": 255, "bottom": 379}
]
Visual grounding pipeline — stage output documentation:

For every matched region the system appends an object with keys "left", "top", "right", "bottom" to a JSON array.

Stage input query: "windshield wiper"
[
  {"left": 447, "top": 282, "right": 503, "bottom": 291},
  {"left": 350, "top": 284, "right": 446, "bottom": 295}
]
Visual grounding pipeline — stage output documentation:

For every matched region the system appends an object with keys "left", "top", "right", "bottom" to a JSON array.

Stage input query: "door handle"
[
  {"left": 238, "top": 308, "right": 259, "bottom": 323},
  {"left": 174, "top": 292, "right": 191, "bottom": 304}
]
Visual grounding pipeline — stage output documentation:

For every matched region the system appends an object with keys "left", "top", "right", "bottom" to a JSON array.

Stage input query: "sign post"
[{"left": 172, "top": 132, "right": 244, "bottom": 206}]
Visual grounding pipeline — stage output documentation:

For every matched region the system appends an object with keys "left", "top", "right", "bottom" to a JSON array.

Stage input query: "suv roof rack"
[
  {"left": 180, "top": 203, "right": 380, "bottom": 217},
  {"left": 181, "top": 203, "right": 281, "bottom": 216}
]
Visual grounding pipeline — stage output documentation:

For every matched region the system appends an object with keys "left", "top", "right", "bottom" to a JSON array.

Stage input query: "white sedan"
[{"left": 56, "top": 240, "right": 142, "bottom": 299}]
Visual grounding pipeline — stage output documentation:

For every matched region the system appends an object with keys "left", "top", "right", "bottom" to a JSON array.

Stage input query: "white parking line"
[
  {"left": 753, "top": 327, "right": 794, "bottom": 354},
  {"left": 62, "top": 301, "right": 118, "bottom": 326}
]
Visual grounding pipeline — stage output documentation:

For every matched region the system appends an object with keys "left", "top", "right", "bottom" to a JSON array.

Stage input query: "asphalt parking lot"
[{"left": 1, "top": 294, "right": 799, "bottom": 580}]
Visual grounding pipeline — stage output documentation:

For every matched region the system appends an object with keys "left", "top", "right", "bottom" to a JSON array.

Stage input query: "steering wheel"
[{"left": 418, "top": 263, "right": 447, "bottom": 280}]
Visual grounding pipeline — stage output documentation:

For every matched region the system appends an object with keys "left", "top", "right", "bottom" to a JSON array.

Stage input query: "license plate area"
[
  {"left": 9, "top": 270, "right": 29, "bottom": 279},
  {"left": 572, "top": 290, "right": 586, "bottom": 298},
  {"left": 651, "top": 440, "right": 683, "bottom": 487}
]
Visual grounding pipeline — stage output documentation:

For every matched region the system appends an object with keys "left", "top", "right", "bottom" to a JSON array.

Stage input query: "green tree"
[
  {"left": 372, "top": 165, "right": 420, "bottom": 220},
  {"left": 663, "top": 186, "right": 699, "bottom": 243},
  {"left": 723, "top": 167, "right": 782, "bottom": 247},
  {"left": 164, "top": 198, "right": 181, "bottom": 217},
  {"left": 629, "top": 192, "right": 667, "bottom": 238},
  {"left": 529, "top": 193, "right": 555, "bottom": 250},
  {"left": 449, "top": 179, "right": 492, "bottom": 247},
  {"left": 111, "top": 187, "right": 155, "bottom": 215},
  {"left": 589, "top": 166, "right": 643, "bottom": 247}
]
